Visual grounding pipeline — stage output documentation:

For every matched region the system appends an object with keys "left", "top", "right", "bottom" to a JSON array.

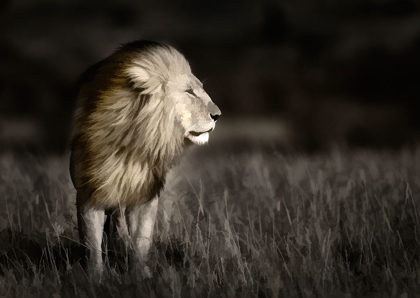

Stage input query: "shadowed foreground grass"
[{"left": 0, "top": 147, "right": 420, "bottom": 297}]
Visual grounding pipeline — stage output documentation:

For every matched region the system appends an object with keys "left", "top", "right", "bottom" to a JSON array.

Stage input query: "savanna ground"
[{"left": 0, "top": 144, "right": 420, "bottom": 297}]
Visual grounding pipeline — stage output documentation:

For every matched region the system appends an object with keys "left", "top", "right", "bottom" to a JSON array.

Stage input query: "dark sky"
[{"left": 1, "top": 0, "right": 420, "bottom": 151}]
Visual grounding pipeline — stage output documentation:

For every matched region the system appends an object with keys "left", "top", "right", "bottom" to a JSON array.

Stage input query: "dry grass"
[{"left": 0, "top": 146, "right": 419, "bottom": 297}]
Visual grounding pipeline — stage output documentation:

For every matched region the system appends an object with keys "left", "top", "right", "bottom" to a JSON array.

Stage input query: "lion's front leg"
[
  {"left": 77, "top": 195, "right": 106, "bottom": 276},
  {"left": 125, "top": 196, "right": 158, "bottom": 264}
]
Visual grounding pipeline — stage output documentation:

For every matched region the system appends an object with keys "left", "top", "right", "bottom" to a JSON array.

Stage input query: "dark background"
[{"left": 1, "top": 0, "right": 420, "bottom": 152}]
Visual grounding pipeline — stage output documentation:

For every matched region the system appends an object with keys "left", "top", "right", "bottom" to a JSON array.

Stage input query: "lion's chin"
[{"left": 187, "top": 132, "right": 209, "bottom": 145}]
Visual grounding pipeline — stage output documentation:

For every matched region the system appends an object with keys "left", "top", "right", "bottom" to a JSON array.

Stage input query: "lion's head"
[{"left": 126, "top": 42, "right": 221, "bottom": 147}]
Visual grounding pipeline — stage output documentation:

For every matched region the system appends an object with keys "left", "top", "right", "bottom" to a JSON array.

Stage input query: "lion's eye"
[{"left": 185, "top": 88, "right": 196, "bottom": 97}]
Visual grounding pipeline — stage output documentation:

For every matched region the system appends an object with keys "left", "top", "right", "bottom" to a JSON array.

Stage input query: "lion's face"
[{"left": 167, "top": 73, "right": 221, "bottom": 145}]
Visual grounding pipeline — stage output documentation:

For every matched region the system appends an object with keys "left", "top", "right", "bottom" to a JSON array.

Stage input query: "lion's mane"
[{"left": 70, "top": 41, "right": 190, "bottom": 207}]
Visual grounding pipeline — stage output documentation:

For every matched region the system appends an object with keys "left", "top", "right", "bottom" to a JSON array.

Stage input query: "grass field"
[{"left": 0, "top": 146, "right": 420, "bottom": 297}]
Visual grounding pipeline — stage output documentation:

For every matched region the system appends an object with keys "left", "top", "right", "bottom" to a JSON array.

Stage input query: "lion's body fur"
[
  {"left": 70, "top": 41, "right": 220, "bottom": 272},
  {"left": 70, "top": 41, "right": 190, "bottom": 208}
]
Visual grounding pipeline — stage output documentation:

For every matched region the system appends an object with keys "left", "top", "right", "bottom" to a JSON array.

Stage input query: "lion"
[{"left": 69, "top": 40, "right": 221, "bottom": 275}]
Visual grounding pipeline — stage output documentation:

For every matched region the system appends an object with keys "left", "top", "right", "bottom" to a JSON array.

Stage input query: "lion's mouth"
[
  {"left": 189, "top": 128, "right": 213, "bottom": 137},
  {"left": 186, "top": 128, "right": 214, "bottom": 145}
]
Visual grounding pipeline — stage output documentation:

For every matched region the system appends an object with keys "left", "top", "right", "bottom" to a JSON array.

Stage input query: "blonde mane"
[{"left": 72, "top": 42, "right": 190, "bottom": 207}]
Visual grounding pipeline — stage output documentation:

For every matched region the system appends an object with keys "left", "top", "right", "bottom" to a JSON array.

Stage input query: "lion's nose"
[
  {"left": 209, "top": 103, "right": 221, "bottom": 121},
  {"left": 210, "top": 113, "right": 221, "bottom": 121}
]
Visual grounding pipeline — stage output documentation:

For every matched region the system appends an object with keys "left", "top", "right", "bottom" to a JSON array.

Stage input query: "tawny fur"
[
  {"left": 71, "top": 41, "right": 215, "bottom": 207},
  {"left": 69, "top": 40, "right": 221, "bottom": 272}
]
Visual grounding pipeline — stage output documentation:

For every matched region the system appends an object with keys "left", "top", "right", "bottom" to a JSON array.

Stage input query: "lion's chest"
[{"left": 91, "top": 156, "right": 165, "bottom": 207}]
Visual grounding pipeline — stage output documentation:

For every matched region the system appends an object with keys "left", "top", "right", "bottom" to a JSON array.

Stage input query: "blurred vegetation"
[{"left": 1, "top": 0, "right": 420, "bottom": 151}]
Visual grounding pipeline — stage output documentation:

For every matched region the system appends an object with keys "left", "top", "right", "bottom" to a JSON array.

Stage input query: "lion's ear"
[
  {"left": 130, "top": 68, "right": 150, "bottom": 81},
  {"left": 127, "top": 66, "right": 162, "bottom": 95}
]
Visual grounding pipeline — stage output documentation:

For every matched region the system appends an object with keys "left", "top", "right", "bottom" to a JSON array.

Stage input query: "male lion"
[{"left": 69, "top": 40, "right": 221, "bottom": 274}]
